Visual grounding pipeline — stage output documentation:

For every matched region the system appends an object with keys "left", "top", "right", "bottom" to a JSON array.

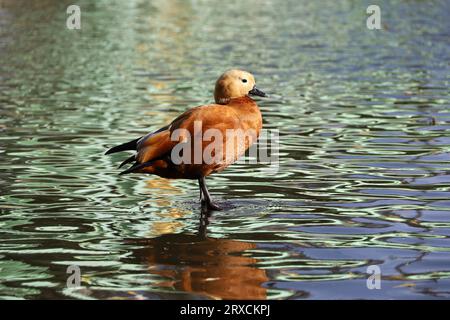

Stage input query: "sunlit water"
[{"left": 1, "top": 0, "right": 449, "bottom": 299}]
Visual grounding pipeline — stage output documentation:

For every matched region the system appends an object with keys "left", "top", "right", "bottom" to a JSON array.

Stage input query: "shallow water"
[{"left": 1, "top": 0, "right": 450, "bottom": 299}]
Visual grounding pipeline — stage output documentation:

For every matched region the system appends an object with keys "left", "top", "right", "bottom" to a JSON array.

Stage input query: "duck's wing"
[
  {"left": 135, "top": 128, "right": 175, "bottom": 163},
  {"left": 114, "top": 126, "right": 175, "bottom": 175},
  {"left": 134, "top": 104, "right": 235, "bottom": 162},
  {"left": 116, "top": 104, "right": 240, "bottom": 174}
]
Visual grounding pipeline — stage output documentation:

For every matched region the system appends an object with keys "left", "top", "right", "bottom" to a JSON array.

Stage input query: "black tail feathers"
[
  {"left": 105, "top": 137, "right": 141, "bottom": 155},
  {"left": 118, "top": 155, "right": 136, "bottom": 169},
  {"left": 119, "top": 161, "right": 155, "bottom": 175}
]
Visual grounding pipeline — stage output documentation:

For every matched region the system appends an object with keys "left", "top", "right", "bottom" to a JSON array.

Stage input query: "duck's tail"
[
  {"left": 119, "top": 160, "right": 155, "bottom": 175},
  {"left": 118, "top": 154, "right": 136, "bottom": 168},
  {"left": 105, "top": 137, "right": 141, "bottom": 155}
]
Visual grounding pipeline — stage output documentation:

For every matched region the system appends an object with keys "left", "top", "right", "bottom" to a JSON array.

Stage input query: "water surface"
[{"left": 0, "top": 0, "right": 450, "bottom": 299}]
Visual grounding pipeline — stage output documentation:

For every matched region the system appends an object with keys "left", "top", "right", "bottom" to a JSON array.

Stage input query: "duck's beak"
[{"left": 249, "top": 86, "right": 267, "bottom": 97}]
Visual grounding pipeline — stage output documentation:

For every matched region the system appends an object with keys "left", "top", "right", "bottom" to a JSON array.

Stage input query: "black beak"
[{"left": 248, "top": 86, "right": 267, "bottom": 97}]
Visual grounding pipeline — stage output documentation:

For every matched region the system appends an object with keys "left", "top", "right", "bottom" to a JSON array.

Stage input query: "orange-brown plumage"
[{"left": 106, "top": 69, "right": 266, "bottom": 210}]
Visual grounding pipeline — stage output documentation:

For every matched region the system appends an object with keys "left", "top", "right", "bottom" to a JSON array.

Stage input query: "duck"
[{"left": 105, "top": 69, "right": 266, "bottom": 210}]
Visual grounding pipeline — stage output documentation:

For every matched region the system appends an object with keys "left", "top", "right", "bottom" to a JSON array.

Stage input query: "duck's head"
[{"left": 214, "top": 69, "right": 266, "bottom": 105}]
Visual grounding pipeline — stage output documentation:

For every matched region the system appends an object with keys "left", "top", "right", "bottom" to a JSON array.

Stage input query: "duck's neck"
[
  {"left": 227, "top": 95, "right": 259, "bottom": 111},
  {"left": 216, "top": 95, "right": 255, "bottom": 105}
]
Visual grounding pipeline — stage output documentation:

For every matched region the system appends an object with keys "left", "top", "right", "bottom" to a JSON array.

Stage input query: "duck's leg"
[
  {"left": 198, "top": 177, "right": 222, "bottom": 211},
  {"left": 198, "top": 207, "right": 210, "bottom": 237}
]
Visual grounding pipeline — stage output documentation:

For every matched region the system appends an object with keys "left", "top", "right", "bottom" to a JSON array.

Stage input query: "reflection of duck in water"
[{"left": 127, "top": 219, "right": 268, "bottom": 300}]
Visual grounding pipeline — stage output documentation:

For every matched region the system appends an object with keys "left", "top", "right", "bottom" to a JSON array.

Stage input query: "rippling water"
[{"left": 1, "top": 0, "right": 450, "bottom": 299}]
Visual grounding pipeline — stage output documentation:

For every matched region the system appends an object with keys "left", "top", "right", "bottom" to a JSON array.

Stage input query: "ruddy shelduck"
[{"left": 105, "top": 69, "right": 266, "bottom": 210}]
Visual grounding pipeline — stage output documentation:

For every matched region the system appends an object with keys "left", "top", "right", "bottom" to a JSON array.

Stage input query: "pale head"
[{"left": 214, "top": 69, "right": 266, "bottom": 104}]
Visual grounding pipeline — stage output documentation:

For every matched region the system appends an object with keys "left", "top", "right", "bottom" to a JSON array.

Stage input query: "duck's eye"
[{"left": 242, "top": 79, "right": 247, "bottom": 83}]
